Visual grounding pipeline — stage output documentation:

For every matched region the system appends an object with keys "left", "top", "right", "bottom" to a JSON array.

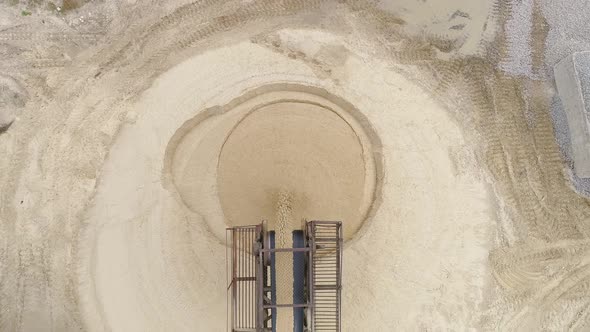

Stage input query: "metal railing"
[
  {"left": 307, "top": 221, "right": 342, "bottom": 332},
  {"left": 227, "top": 221, "right": 342, "bottom": 332},
  {"left": 226, "top": 224, "right": 262, "bottom": 332}
]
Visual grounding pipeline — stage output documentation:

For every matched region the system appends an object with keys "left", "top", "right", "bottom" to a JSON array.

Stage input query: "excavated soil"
[{"left": 1, "top": 0, "right": 590, "bottom": 331}]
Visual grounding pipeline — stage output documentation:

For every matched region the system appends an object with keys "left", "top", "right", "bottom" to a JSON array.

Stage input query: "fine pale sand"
[
  {"left": 217, "top": 101, "right": 369, "bottom": 238},
  {"left": 3, "top": 1, "right": 590, "bottom": 331},
  {"left": 76, "top": 38, "right": 495, "bottom": 331}
]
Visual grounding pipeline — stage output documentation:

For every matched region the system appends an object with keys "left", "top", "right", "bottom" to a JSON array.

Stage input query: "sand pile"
[
  {"left": 165, "top": 86, "right": 380, "bottom": 243},
  {"left": 217, "top": 101, "right": 371, "bottom": 238},
  {"left": 16, "top": 35, "right": 495, "bottom": 331},
  {"left": 1, "top": 0, "right": 590, "bottom": 331}
]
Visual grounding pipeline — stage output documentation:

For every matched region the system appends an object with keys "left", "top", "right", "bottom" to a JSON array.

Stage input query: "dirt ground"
[{"left": 1, "top": 0, "right": 590, "bottom": 331}]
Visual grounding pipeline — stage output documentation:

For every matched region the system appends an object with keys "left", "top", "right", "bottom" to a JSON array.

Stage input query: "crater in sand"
[{"left": 164, "top": 85, "right": 382, "bottom": 241}]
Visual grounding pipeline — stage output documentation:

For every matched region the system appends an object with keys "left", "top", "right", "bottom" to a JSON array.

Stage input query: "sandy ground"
[
  {"left": 1, "top": 0, "right": 590, "bottom": 331},
  {"left": 217, "top": 101, "right": 370, "bottom": 238}
]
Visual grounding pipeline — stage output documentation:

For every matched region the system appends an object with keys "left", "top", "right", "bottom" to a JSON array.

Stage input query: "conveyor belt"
[{"left": 293, "top": 231, "right": 305, "bottom": 332}]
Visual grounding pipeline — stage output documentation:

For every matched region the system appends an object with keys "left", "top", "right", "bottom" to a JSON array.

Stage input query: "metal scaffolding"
[{"left": 227, "top": 221, "right": 342, "bottom": 332}]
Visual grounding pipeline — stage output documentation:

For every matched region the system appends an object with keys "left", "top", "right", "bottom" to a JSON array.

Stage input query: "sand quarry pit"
[{"left": 2, "top": 0, "right": 590, "bottom": 331}]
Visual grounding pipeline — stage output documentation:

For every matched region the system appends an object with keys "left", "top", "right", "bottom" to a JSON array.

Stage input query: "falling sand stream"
[{"left": 274, "top": 189, "right": 295, "bottom": 331}]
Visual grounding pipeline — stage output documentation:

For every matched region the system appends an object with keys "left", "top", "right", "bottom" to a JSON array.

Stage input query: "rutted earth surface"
[{"left": 1, "top": 0, "right": 590, "bottom": 331}]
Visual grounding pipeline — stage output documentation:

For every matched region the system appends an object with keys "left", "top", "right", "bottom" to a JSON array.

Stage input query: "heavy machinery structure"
[{"left": 226, "top": 221, "right": 343, "bottom": 332}]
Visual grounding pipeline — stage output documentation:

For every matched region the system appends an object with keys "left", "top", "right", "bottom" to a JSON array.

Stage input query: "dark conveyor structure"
[{"left": 226, "top": 221, "right": 343, "bottom": 332}]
